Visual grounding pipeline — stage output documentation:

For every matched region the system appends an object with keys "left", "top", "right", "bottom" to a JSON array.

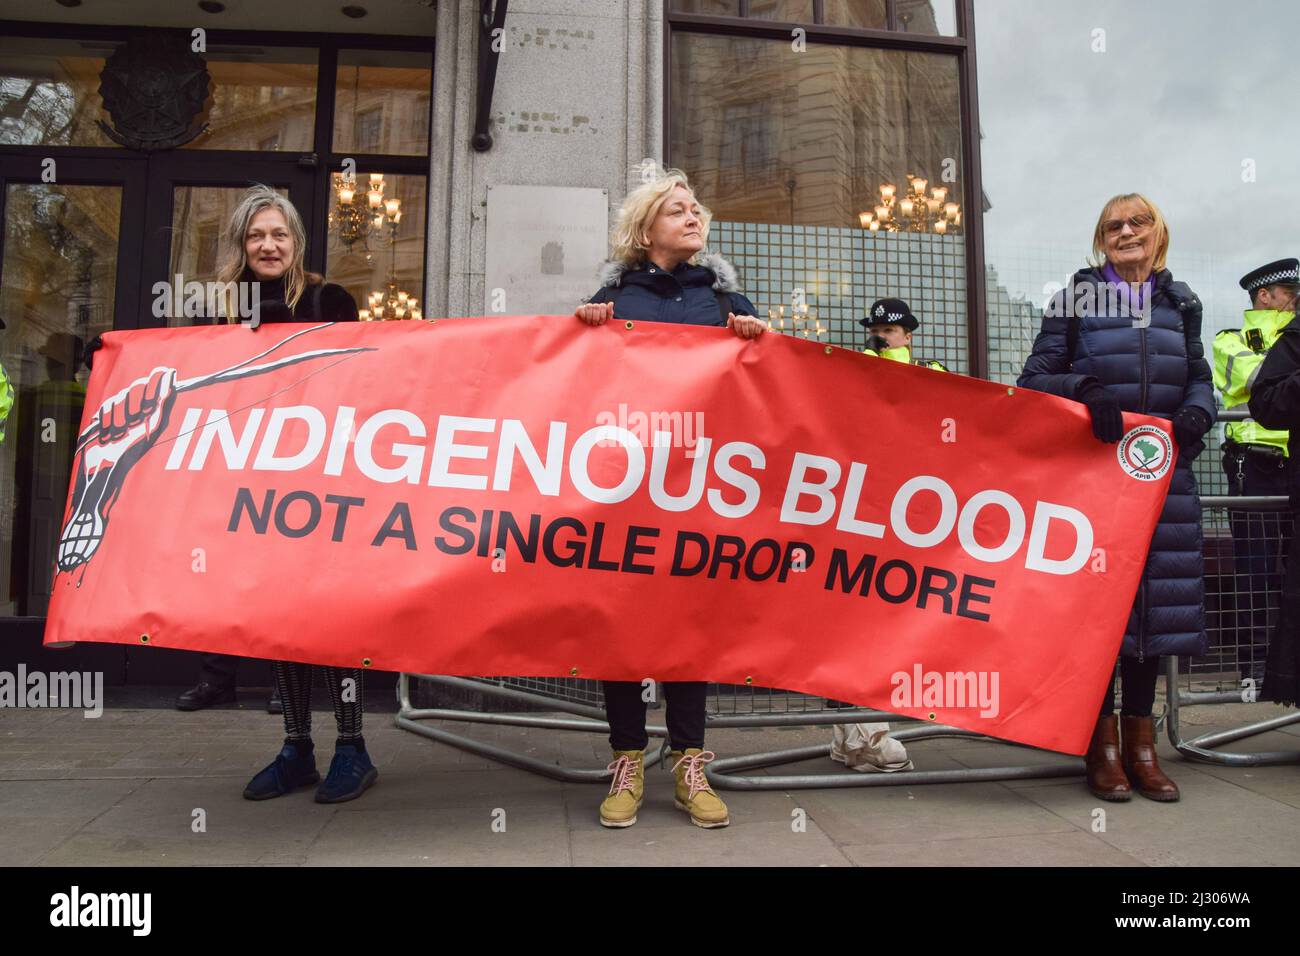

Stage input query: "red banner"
[{"left": 43, "top": 316, "right": 1175, "bottom": 754}]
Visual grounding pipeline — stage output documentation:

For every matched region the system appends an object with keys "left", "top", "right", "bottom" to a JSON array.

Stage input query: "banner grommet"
[
  {"left": 624, "top": 321, "right": 634, "bottom": 330},
  {"left": 823, "top": 346, "right": 832, "bottom": 355},
  {"left": 1006, "top": 387, "right": 1015, "bottom": 395},
  {"left": 570, "top": 666, "right": 579, "bottom": 676},
  {"left": 139, "top": 634, "right": 150, "bottom": 644},
  {"left": 744, "top": 675, "right": 753, "bottom": 685},
  {"left": 361, "top": 657, "right": 372, "bottom": 668}
]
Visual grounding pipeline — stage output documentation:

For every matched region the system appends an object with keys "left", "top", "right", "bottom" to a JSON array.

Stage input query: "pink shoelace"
[
  {"left": 606, "top": 754, "right": 637, "bottom": 796},
  {"left": 671, "top": 750, "right": 717, "bottom": 801}
]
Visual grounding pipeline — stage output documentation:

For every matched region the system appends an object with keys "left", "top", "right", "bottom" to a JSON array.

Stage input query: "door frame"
[
  {"left": 0, "top": 153, "right": 150, "bottom": 335},
  {"left": 135, "top": 151, "right": 318, "bottom": 328}
]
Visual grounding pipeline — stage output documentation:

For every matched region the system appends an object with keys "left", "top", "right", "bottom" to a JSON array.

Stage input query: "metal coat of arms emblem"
[{"left": 97, "top": 34, "right": 211, "bottom": 151}]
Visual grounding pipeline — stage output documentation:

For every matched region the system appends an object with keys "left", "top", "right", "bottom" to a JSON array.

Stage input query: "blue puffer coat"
[
  {"left": 1017, "top": 267, "right": 1215, "bottom": 659},
  {"left": 586, "top": 251, "right": 759, "bottom": 325}
]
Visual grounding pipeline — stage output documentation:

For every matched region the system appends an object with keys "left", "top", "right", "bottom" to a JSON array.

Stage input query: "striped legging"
[{"left": 272, "top": 661, "right": 364, "bottom": 742}]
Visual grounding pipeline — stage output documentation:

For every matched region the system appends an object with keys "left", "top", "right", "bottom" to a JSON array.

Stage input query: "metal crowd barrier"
[
  {"left": 396, "top": 410, "right": 1300, "bottom": 788},
  {"left": 1167, "top": 408, "right": 1300, "bottom": 765},
  {"left": 395, "top": 674, "right": 1081, "bottom": 789}
]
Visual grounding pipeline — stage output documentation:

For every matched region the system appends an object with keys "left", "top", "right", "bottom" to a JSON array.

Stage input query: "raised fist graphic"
[{"left": 59, "top": 366, "right": 178, "bottom": 572}]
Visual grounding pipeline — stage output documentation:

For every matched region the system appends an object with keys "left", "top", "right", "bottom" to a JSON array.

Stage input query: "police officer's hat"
[
  {"left": 860, "top": 298, "right": 918, "bottom": 332},
  {"left": 1239, "top": 258, "right": 1300, "bottom": 293}
]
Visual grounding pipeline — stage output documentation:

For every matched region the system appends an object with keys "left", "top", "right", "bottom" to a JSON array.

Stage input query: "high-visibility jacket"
[
  {"left": 1212, "top": 309, "right": 1293, "bottom": 455},
  {"left": 0, "top": 362, "right": 12, "bottom": 443},
  {"left": 863, "top": 344, "right": 948, "bottom": 371}
]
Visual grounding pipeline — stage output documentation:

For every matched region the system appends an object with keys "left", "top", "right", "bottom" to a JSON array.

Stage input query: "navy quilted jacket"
[
  {"left": 586, "top": 251, "right": 758, "bottom": 326},
  {"left": 1017, "top": 266, "right": 1214, "bottom": 659}
]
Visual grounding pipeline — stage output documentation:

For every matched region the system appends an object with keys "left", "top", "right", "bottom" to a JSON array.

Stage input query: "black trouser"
[
  {"left": 198, "top": 653, "right": 240, "bottom": 689},
  {"left": 1222, "top": 447, "right": 1291, "bottom": 674},
  {"left": 1099, "top": 655, "right": 1161, "bottom": 717},
  {"left": 603, "top": 680, "right": 706, "bottom": 752}
]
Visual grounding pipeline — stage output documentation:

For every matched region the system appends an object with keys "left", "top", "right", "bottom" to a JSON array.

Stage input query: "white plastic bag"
[{"left": 830, "top": 722, "right": 914, "bottom": 773}]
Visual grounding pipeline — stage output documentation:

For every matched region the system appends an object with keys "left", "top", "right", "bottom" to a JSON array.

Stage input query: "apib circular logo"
[{"left": 1118, "top": 425, "right": 1173, "bottom": 481}]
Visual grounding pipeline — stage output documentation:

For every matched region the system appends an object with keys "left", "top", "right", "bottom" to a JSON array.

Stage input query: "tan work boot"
[
  {"left": 670, "top": 748, "right": 730, "bottom": 828},
  {"left": 599, "top": 750, "right": 645, "bottom": 828}
]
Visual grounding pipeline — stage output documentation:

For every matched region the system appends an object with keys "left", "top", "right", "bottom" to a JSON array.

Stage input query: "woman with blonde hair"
[
  {"left": 1018, "top": 193, "right": 1213, "bottom": 803},
  {"left": 574, "top": 168, "right": 764, "bottom": 829}
]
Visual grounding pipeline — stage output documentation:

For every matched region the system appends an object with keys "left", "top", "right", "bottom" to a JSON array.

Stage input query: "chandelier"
[
  {"left": 329, "top": 171, "right": 402, "bottom": 251},
  {"left": 766, "top": 302, "right": 824, "bottom": 338},
  {"left": 363, "top": 277, "right": 421, "bottom": 321},
  {"left": 859, "top": 175, "right": 961, "bottom": 234}
]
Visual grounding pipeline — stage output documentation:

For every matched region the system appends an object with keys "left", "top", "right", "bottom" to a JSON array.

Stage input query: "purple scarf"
[{"left": 1102, "top": 261, "right": 1154, "bottom": 314}]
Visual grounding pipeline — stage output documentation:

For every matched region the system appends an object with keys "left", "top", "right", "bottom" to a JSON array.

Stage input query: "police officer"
[
  {"left": 859, "top": 298, "right": 948, "bottom": 371},
  {"left": 1245, "top": 265, "right": 1300, "bottom": 708},
  {"left": 1215, "top": 259, "right": 1299, "bottom": 682},
  {"left": 0, "top": 317, "right": 12, "bottom": 442}
]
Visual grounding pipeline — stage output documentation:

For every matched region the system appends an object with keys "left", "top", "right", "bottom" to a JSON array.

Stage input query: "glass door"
[
  {"left": 138, "top": 154, "right": 317, "bottom": 327},
  {"left": 0, "top": 155, "right": 146, "bottom": 620}
]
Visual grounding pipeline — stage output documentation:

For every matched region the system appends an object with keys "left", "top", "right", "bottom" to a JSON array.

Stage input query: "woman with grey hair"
[
  {"left": 574, "top": 168, "right": 762, "bottom": 830},
  {"left": 214, "top": 183, "right": 358, "bottom": 326},
  {"left": 208, "top": 186, "right": 379, "bottom": 805}
]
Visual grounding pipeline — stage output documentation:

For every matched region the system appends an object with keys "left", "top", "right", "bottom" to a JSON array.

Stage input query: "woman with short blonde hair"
[
  {"left": 574, "top": 168, "right": 764, "bottom": 830},
  {"left": 1019, "top": 192, "right": 1214, "bottom": 804}
]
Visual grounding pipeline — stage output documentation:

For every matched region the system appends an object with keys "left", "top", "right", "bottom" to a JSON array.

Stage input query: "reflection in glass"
[
  {"left": 180, "top": 47, "right": 317, "bottom": 151},
  {"left": 333, "top": 50, "right": 433, "bottom": 157},
  {"left": 326, "top": 173, "right": 426, "bottom": 321},
  {"left": 671, "top": 1, "right": 741, "bottom": 13},
  {"left": 745, "top": 0, "right": 815, "bottom": 20},
  {"left": 0, "top": 185, "right": 120, "bottom": 616},
  {"left": 823, "top": 0, "right": 888, "bottom": 29},
  {"left": 896, "top": 0, "right": 958, "bottom": 36},
  {"left": 0, "top": 38, "right": 118, "bottom": 148},
  {"left": 671, "top": 32, "right": 966, "bottom": 368}
]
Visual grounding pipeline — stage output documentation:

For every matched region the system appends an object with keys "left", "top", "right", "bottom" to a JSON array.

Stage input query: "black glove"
[
  {"left": 1172, "top": 406, "right": 1212, "bottom": 447},
  {"left": 864, "top": 334, "right": 889, "bottom": 354},
  {"left": 83, "top": 335, "right": 103, "bottom": 371},
  {"left": 1077, "top": 380, "right": 1124, "bottom": 443},
  {"left": 1177, "top": 435, "right": 1206, "bottom": 463}
]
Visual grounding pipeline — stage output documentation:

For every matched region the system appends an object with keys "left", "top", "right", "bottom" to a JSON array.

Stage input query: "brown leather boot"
[
  {"left": 1085, "top": 715, "right": 1131, "bottom": 801},
  {"left": 1121, "top": 715, "right": 1180, "bottom": 802}
]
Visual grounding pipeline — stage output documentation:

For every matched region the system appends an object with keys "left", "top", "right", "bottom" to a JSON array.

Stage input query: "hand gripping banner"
[{"left": 43, "top": 317, "right": 1175, "bottom": 754}]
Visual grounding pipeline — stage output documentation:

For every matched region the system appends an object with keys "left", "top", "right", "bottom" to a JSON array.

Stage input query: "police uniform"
[
  {"left": 0, "top": 363, "right": 12, "bottom": 442},
  {"left": 1232, "top": 259, "right": 1300, "bottom": 692},
  {"left": 0, "top": 317, "right": 11, "bottom": 442},
  {"left": 859, "top": 298, "right": 948, "bottom": 371}
]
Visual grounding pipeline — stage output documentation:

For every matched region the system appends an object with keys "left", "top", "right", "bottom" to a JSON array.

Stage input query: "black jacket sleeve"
[
  {"left": 1249, "top": 326, "right": 1300, "bottom": 429},
  {"left": 1015, "top": 290, "right": 1093, "bottom": 399},
  {"left": 728, "top": 292, "right": 760, "bottom": 317},
  {"left": 317, "top": 282, "right": 360, "bottom": 323}
]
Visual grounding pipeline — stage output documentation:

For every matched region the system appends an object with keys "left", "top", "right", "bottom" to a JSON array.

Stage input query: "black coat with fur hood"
[{"left": 586, "top": 252, "right": 758, "bottom": 326}]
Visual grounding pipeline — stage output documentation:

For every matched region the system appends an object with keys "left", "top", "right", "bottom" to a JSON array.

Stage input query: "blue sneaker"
[
  {"left": 315, "top": 744, "right": 378, "bottom": 804},
  {"left": 243, "top": 740, "right": 320, "bottom": 800}
]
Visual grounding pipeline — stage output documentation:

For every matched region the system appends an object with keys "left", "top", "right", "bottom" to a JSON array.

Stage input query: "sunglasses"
[{"left": 1101, "top": 213, "right": 1155, "bottom": 236}]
